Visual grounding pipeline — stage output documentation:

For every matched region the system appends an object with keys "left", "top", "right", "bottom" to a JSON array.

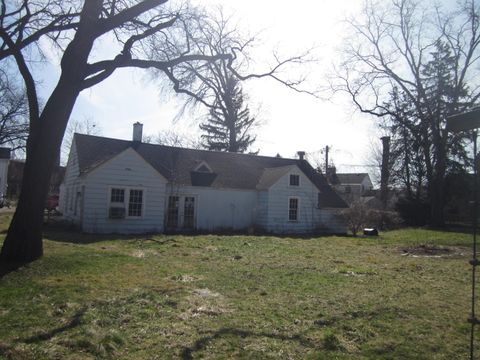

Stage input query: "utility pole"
[{"left": 446, "top": 108, "right": 480, "bottom": 360}]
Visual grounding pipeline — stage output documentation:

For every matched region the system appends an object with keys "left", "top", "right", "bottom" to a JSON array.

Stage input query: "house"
[
  {"left": 59, "top": 123, "right": 348, "bottom": 234},
  {"left": 7, "top": 159, "right": 65, "bottom": 198},
  {"left": 331, "top": 173, "right": 374, "bottom": 204},
  {"left": 0, "top": 147, "right": 10, "bottom": 197}
]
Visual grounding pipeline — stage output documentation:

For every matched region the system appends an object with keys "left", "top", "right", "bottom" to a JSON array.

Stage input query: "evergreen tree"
[{"left": 200, "top": 74, "right": 257, "bottom": 153}]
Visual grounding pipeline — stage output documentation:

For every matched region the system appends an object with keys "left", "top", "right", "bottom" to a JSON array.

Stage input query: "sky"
[{"left": 34, "top": 0, "right": 380, "bottom": 177}]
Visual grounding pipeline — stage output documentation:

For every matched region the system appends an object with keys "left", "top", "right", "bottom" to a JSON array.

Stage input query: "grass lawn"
[{"left": 0, "top": 213, "right": 477, "bottom": 359}]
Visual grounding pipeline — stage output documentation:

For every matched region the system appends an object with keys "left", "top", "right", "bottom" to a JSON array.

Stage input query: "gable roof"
[
  {"left": 74, "top": 133, "right": 347, "bottom": 208},
  {"left": 257, "top": 165, "right": 295, "bottom": 190},
  {"left": 336, "top": 173, "right": 371, "bottom": 185}
]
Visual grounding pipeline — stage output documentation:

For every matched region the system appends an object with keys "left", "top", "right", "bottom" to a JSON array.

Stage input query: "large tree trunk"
[
  {"left": 428, "top": 134, "right": 447, "bottom": 228},
  {"left": 0, "top": 1, "right": 101, "bottom": 263},
  {"left": 0, "top": 80, "right": 82, "bottom": 262},
  {"left": 429, "top": 174, "right": 446, "bottom": 227}
]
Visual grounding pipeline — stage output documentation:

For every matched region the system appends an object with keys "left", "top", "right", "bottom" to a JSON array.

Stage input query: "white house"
[
  {"left": 0, "top": 147, "right": 11, "bottom": 198},
  {"left": 332, "top": 173, "right": 374, "bottom": 204},
  {"left": 59, "top": 124, "right": 348, "bottom": 234}
]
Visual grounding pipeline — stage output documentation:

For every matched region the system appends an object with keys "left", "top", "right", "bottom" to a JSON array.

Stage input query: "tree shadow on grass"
[
  {"left": 181, "top": 327, "right": 319, "bottom": 360},
  {"left": 43, "top": 226, "right": 157, "bottom": 244},
  {"left": 0, "top": 261, "right": 27, "bottom": 279},
  {"left": 0, "top": 307, "right": 86, "bottom": 358},
  {"left": 23, "top": 307, "right": 87, "bottom": 343}
]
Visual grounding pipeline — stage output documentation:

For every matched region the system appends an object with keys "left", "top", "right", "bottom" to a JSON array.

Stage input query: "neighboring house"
[
  {"left": 332, "top": 173, "right": 374, "bottom": 204},
  {"left": 59, "top": 124, "right": 348, "bottom": 235},
  {"left": 0, "top": 147, "right": 10, "bottom": 197},
  {"left": 7, "top": 159, "right": 65, "bottom": 198}
]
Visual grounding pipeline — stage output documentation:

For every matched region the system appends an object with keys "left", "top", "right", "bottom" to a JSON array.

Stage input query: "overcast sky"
[{"left": 36, "top": 1, "right": 380, "bottom": 177}]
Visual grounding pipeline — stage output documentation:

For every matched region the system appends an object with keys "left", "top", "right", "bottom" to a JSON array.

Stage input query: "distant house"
[
  {"left": 331, "top": 173, "right": 374, "bottom": 204},
  {"left": 7, "top": 159, "right": 65, "bottom": 198},
  {"left": 59, "top": 123, "right": 348, "bottom": 234},
  {"left": 0, "top": 147, "right": 10, "bottom": 197}
]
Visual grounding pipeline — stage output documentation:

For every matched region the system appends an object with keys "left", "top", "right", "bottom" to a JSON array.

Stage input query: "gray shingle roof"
[
  {"left": 336, "top": 173, "right": 370, "bottom": 185},
  {"left": 74, "top": 133, "right": 347, "bottom": 208}
]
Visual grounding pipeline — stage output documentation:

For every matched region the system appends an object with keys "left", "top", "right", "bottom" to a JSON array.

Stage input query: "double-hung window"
[
  {"left": 128, "top": 189, "right": 143, "bottom": 217},
  {"left": 289, "top": 174, "right": 300, "bottom": 186},
  {"left": 109, "top": 187, "right": 143, "bottom": 219}
]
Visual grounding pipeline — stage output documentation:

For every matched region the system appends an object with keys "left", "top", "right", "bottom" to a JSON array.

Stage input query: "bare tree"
[
  {"left": 146, "top": 129, "right": 203, "bottom": 149},
  {"left": 61, "top": 117, "right": 102, "bottom": 164},
  {"left": 334, "top": 0, "right": 480, "bottom": 227},
  {"left": 153, "top": 8, "right": 314, "bottom": 153},
  {"left": 0, "top": 0, "right": 237, "bottom": 263},
  {"left": 0, "top": 72, "right": 28, "bottom": 153}
]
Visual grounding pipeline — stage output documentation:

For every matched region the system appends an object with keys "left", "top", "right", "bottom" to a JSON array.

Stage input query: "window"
[
  {"left": 345, "top": 185, "right": 351, "bottom": 194},
  {"left": 109, "top": 187, "right": 143, "bottom": 219},
  {"left": 111, "top": 188, "right": 125, "bottom": 203},
  {"left": 128, "top": 189, "right": 143, "bottom": 217},
  {"left": 317, "top": 193, "right": 321, "bottom": 208},
  {"left": 289, "top": 198, "right": 299, "bottom": 221},
  {"left": 289, "top": 174, "right": 300, "bottom": 186}
]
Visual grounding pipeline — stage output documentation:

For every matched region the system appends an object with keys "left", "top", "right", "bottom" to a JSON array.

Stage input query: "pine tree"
[{"left": 200, "top": 74, "right": 257, "bottom": 153}]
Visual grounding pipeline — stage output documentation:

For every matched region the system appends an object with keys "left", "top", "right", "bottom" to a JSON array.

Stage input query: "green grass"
[{"left": 0, "top": 216, "right": 477, "bottom": 359}]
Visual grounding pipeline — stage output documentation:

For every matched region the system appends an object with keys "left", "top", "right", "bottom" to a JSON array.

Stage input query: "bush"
[
  {"left": 367, "top": 210, "right": 403, "bottom": 230},
  {"left": 342, "top": 200, "right": 369, "bottom": 236},
  {"left": 343, "top": 200, "right": 403, "bottom": 235}
]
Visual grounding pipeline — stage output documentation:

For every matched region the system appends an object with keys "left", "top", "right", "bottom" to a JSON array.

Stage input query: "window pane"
[
  {"left": 183, "top": 197, "right": 195, "bottom": 229},
  {"left": 167, "top": 196, "right": 179, "bottom": 228},
  {"left": 128, "top": 189, "right": 143, "bottom": 217},
  {"left": 289, "top": 198, "right": 298, "bottom": 221},
  {"left": 111, "top": 188, "right": 125, "bottom": 203},
  {"left": 290, "top": 174, "right": 299, "bottom": 186}
]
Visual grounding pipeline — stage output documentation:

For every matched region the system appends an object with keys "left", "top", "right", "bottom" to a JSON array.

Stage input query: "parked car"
[{"left": 46, "top": 194, "right": 59, "bottom": 211}]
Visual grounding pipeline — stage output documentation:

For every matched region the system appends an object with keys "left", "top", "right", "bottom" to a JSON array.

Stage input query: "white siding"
[
  {"left": 167, "top": 185, "right": 257, "bottom": 231},
  {"left": 0, "top": 159, "right": 9, "bottom": 197},
  {"left": 315, "top": 209, "right": 347, "bottom": 234},
  {"left": 255, "top": 191, "right": 268, "bottom": 229},
  {"left": 82, "top": 148, "right": 166, "bottom": 234},
  {"left": 265, "top": 166, "right": 346, "bottom": 234},
  {"left": 60, "top": 140, "right": 83, "bottom": 223}
]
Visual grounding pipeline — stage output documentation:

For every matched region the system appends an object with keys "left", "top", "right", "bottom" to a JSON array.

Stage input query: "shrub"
[
  {"left": 367, "top": 210, "right": 403, "bottom": 230},
  {"left": 342, "top": 200, "right": 370, "bottom": 236}
]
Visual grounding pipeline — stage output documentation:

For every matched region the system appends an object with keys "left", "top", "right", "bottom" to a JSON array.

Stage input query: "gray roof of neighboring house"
[
  {"left": 336, "top": 173, "right": 371, "bottom": 185},
  {"left": 0, "top": 147, "right": 11, "bottom": 159},
  {"left": 74, "top": 133, "right": 348, "bottom": 208}
]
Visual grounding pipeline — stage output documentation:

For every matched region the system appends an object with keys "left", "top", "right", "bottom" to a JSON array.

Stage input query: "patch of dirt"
[
  {"left": 131, "top": 250, "right": 146, "bottom": 258},
  {"left": 179, "top": 288, "right": 228, "bottom": 320},
  {"left": 171, "top": 274, "right": 202, "bottom": 283},
  {"left": 130, "top": 249, "right": 161, "bottom": 258},
  {"left": 400, "top": 244, "right": 461, "bottom": 257},
  {"left": 193, "top": 288, "right": 221, "bottom": 298}
]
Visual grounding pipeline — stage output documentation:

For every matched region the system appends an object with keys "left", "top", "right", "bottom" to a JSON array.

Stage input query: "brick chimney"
[
  {"left": 297, "top": 151, "right": 306, "bottom": 160},
  {"left": 132, "top": 122, "right": 143, "bottom": 142}
]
